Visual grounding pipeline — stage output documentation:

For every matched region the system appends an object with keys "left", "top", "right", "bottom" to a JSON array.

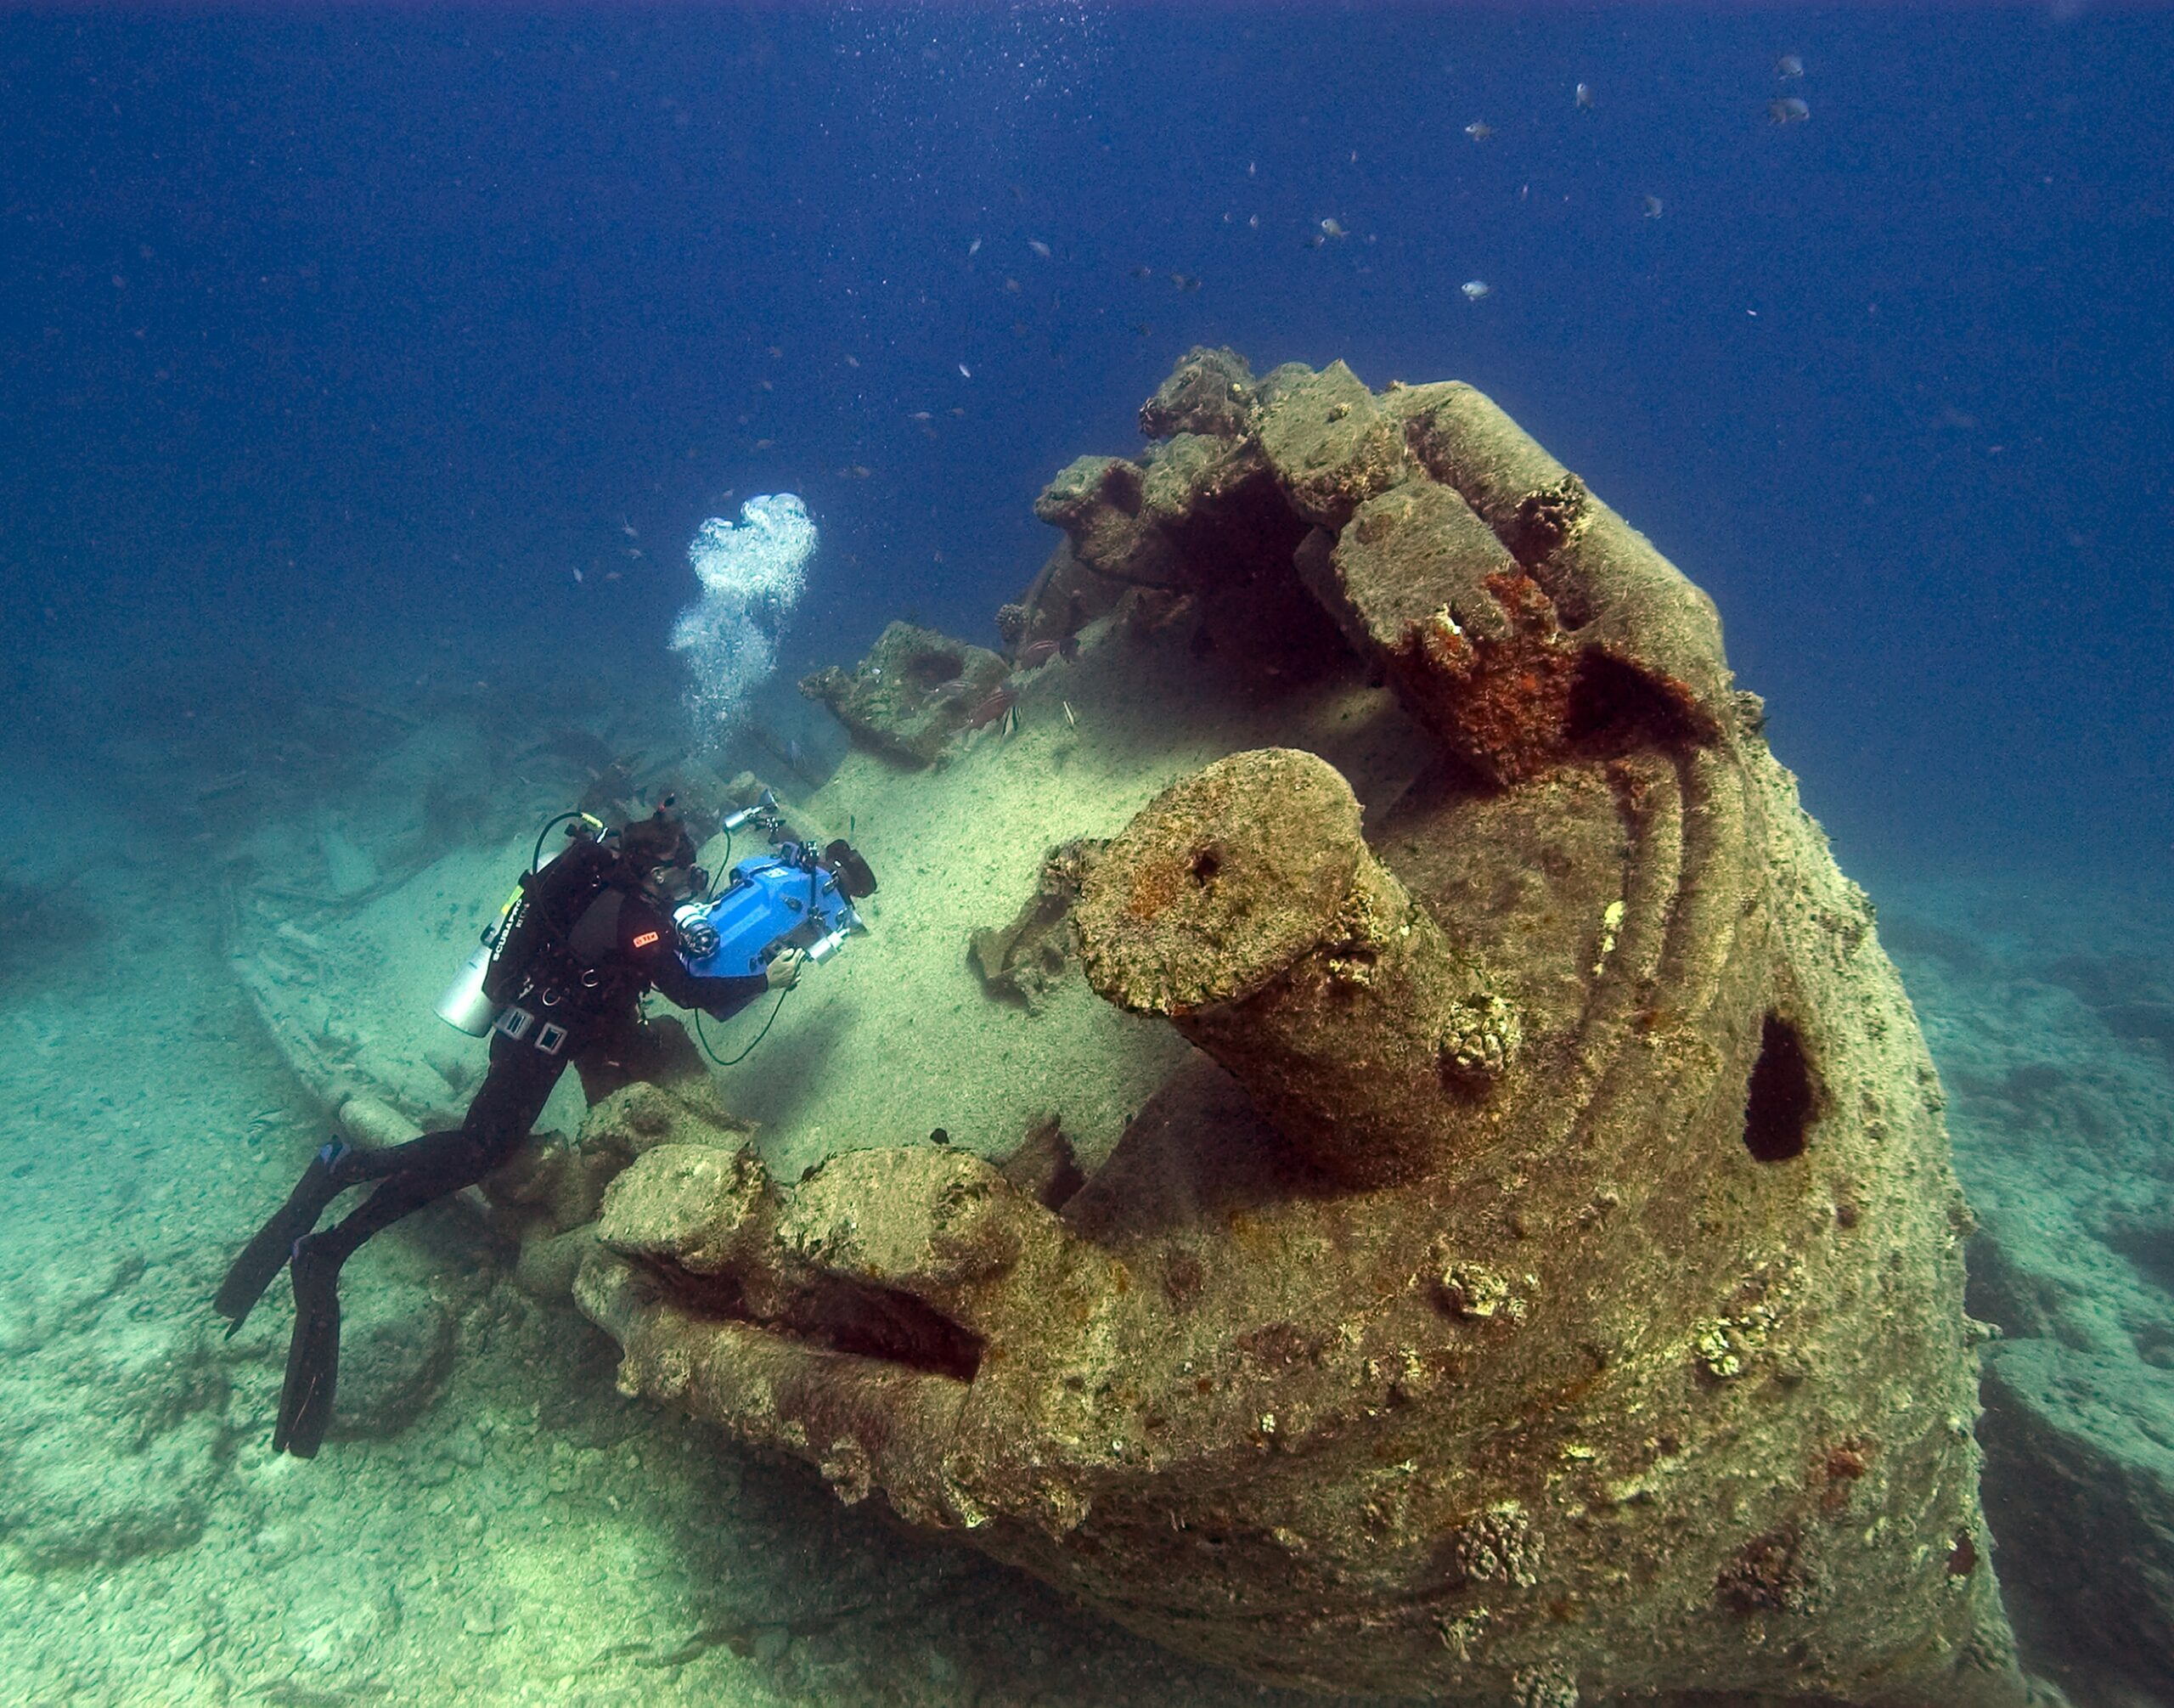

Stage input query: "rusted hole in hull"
[{"left": 1744, "top": 1012, "right": 1817, "bottom": 1163}]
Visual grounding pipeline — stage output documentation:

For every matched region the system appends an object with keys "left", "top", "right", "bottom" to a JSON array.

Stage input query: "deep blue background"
[{"left": 3, "top": 5, "right": 2168, "bottom": 876}]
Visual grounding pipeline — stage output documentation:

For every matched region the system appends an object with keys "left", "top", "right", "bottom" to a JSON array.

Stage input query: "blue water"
[
  {"left": 3, "top": 9, "right": 2172, "bottom": 1706},
  {"left": 3, "top": 5, "right": 2167, "bottom": 877}
]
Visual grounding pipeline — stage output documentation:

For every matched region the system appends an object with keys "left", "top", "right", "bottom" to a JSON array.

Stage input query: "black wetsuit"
[
  {"left": 317, "top": 837, "right": 766, "bottom": 1262},
  {"left": 215, "top": 837, "right": 767, "bottom": 1455}
]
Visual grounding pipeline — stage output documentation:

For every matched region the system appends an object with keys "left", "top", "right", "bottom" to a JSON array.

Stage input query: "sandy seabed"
[{"left": 1, "top": 627, "right": 2168, "bottom": 1706}]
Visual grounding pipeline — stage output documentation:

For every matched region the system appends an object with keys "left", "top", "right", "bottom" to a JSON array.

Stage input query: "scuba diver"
[{"left": 212, "top": 802, "right": 802, "bottom": 1458}]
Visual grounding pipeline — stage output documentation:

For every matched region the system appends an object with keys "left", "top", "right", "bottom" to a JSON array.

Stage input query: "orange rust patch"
[
  {"left": 1395, "top": 571, "right": 1579, "bottom": 784},
  {"left": 1448, "top": 658, "right": 1574, "bottom": 777},
  {"left": 1483, "top": 568, "right": 1560, "bottom": 632},
  {"left": 1126, "top": 855, "right": 1187, "bottom": 922},
  {"left": 1817, "top": 1436, "right": 1874, "bottom": 1514}
]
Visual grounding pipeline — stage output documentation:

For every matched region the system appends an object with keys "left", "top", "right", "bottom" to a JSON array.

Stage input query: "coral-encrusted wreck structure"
[{"left": 576, "top": 351, "right": 2034, "bottom": 1705}]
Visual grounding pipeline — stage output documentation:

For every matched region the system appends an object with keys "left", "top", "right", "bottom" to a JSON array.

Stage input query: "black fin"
[
  {"left": 211, "top": 1145, "right": 347, "bottom": 1338},
  {"left": 273, "top": 1242, "right": 342, "bottom": 1459}
]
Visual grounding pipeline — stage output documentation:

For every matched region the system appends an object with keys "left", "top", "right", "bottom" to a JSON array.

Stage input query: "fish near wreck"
[
  {"left": 966, "top": 685, "right": 1017, "bottom": 731},
  {"left": 579, "top": 348, "right": 2041, "bottom": 1705},
  {"left": 1016, "top": 634, "right": 1077, "bottom": 670}
]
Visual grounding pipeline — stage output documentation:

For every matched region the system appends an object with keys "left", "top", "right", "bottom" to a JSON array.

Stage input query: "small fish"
[
  {"left": 1028, "top": 239, "right": 1051, "bottom": 259},
  {"left": 1018, "top": 638, "right": 1062, "bottom": 668},
  {"left": 619, "top": 520, "right": 638, "bottom": 538},
  {"left": 1306, "top": 234, "right": 1326, "bottom": 250},
  {"left": 949, "top": 406, "right": 966, "bottom": 417},
  {"left": 958, "top": 363, "right": 972, "bottom": 378},
  {"left": 843, "top": 354, "right": 859, "bottom": 368},
  {"left": 836, "top": 464, "right": 872, "bottom": 480},
  {"left": 753, "top": 437, "right": 774, "bottom": 450},
  {"left": 1062, "top": 699, "right": 1078, "bottom": 730},
  {"left": 1775, "top": 53, "right": 1805, "bottom": 78},
  {"left": 1319, "top": 217, "right": 1346, "bottom": 239},
  {"left": 1768, "top": 97, "right": 1810, "bottom": 125},
  {"left": 1000, "top": 703, "right": 1019, "bottom": 739},
  {"left": 767, "top": 344, "right": 784, "bottom": 358},
  {"left": 969, "top": 236, "right": 983, "bottom": 255},
  {"left": 966, "top": 686, "right": 1017, "bottom": 731},
  {"left": 1642, "top": 194, "right": 1664, "bottom": 219},
  {"left": 622, "top": 546, "right": 643, "bottom": 559},
  {"left": 604, "top": 570, "right": 622, "bottom": 581},
  {"left": 910, "top": 410, "right": 933, "bottom": 421},
  {"left": 1465, "top": 121, "right": 1493, "bottom": 142},
  {"left": 1575, "top": 82, "right": 1595, "bottom": 110},
  {"left": 1132, "top": 264, "right": 1154, "bottom": 279},
  {"left": 1130, "top": 320, "right": 1153, "bottom": 336},
  {"left": 1169, "top": 272, "right": 1201, "bottom": 291},
  {"left": 1462, "top": 279, "right": 1491, "bottom": 301},
  {"left": 572, "top": 567, "right": 583, "bottom": 583},
  {"left": 1004, "top": 277, "right": 1021, "bottom": 293}
]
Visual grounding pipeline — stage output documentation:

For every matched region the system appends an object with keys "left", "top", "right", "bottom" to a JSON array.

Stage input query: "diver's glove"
[
  {"left": 679, "top": 920, "right": 720, "bottom": 961},
  {"left": 764, "top": 948, "right": 806, "bottom": 991}
]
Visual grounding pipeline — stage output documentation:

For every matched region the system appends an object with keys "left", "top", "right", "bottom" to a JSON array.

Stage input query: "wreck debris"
[
  {"left": 577, "top": 352, "right": 2035, "bottom": 1707},
  {"left": 995, "top": 1113, "right": 1085, "bottom": 1213},
  {"left": 799, "top": 621, "right": 1010, "bottom": 766},
  {"left": 968, "top": 840, "right": 1104, "bottom": 1014}
]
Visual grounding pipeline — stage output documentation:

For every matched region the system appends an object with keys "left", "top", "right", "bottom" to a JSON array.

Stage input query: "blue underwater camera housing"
[{"left": 674, "top": 798, "right": 876, "bottom": 981}]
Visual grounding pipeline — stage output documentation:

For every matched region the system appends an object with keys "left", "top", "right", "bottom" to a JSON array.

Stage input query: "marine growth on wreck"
[{"left": 526, "top": 349, "right": 2037, "bottom": 1705}]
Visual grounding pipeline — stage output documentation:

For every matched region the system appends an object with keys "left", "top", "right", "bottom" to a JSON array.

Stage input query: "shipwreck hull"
[{"left": 576, "top": 352, "right": 2031, "bottom": 1703}]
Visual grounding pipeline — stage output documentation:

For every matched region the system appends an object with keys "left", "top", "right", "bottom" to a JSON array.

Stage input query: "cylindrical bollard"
[
  {"left": 1074, "top": 748, "right": 1516, "bottom": 1186},
  {"left": 1397, "top": 380, "right": 1730, "bottom": 725}
]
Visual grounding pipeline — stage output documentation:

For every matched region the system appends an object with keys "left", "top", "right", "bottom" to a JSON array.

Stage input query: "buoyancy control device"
[{"left": 434, "top": 795, "right": 876, "bottom": 1036}]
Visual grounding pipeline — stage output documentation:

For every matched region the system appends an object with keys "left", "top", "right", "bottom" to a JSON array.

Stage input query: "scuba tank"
[
  {"left": 432, "top": 812, "right": 604, "bottom": 1035},
  {"left": 434, "top": 918, "right": 514, "bottom": 1036}
]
